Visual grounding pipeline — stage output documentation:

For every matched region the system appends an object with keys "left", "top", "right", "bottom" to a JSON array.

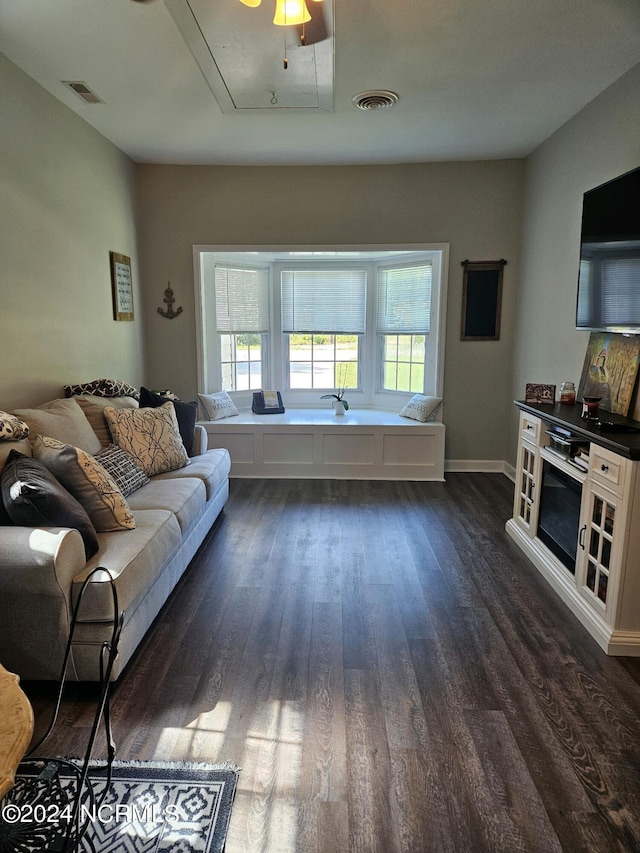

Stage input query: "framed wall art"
[
  {"left": 460, "top": 259, "right": 506, "bottom": 341},
  {"left": 110, "top": 251, "right": 134, "bottom": 321}
]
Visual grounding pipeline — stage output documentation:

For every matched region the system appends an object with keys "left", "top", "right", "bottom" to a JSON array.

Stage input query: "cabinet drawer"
[
  {"left": 589, "top": 446, "right": 627, "bottom": 493},
  {"left": 520, "top": 413, "right": 541, "bottom": 445}
]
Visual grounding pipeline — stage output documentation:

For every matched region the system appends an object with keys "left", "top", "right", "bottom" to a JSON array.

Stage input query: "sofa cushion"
[
  {"left": 0, "top": 411, "right": 30, "bottom": 441},
  {"left": 74, "top": 395, "right": 139, "bottom": 448},
  {"left": 32, "top": 436, "right": 135, "bottom": 532},
  {"left": 126, "top": 477, "right": 205, "bottom": 533},
  {"left": 64, "top": 379, "right": 140, "bottom": 401},
  {"left": 94, "top": 444, "right": 149, "bottom": 496},
  {"left": 104, "top": 402, "right": 189, "bottom": 477},
  {"left": 72, "top": 509, "right": 181, "bottom": 623},
  {"left": 152, "top": 448, "right": 231, "bottom": 501},
  {"left": 13, "top": 398, "right": 101, "bottom": 454},
  {"left": 1, "top": 450, "right": 99, "bottom": 559},
  {"left": 139, "top": 387, "right": 198, "bottom": 456}
]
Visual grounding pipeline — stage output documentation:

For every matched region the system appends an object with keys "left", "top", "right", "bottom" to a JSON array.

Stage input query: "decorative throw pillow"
[
  {"left": 74, "top": 395, "right": 139, "bottom": 448},
  {"left": 139, "top": 387, "right": 198, "bottom": 456},
  {"left": 13, "top": 398, "right": 101, "bottom": 455},
  {"left": 198, "top": 391, "right": 239, "bottom": 421},
  {"left": 94, "top": 444, "right": 149, "bottom": 497},
  {"left": 0, "top": 450, "right": 99, "bottom": 559},
  {"left": 32, "top": 436, "right": 135, "bottom": 532},
  {"left": 399, "top": 394, "right": 443, "bottom": 423},
  {"left": 0, "top": 411, "right": 30, "bottom": 441},
  {"left": 104, "top": 402, "right": 189, "bottom": 477},
  {"left": 64, "top": 379, "right": 140, "bottom": 401}
]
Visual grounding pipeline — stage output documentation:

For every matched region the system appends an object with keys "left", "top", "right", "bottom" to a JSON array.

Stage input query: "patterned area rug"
[{"left": 0, "top": 759, "right": 239, "bottom": 852}]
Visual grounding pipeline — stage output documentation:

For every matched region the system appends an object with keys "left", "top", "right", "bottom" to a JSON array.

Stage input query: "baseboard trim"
[{"left": 445, "top": 459, "right": 510, "bottom": 475}]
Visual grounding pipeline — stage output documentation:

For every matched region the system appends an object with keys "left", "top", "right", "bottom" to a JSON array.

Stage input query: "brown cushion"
[{"left": 74, "top": 395, "right": 139, "bottom": 448}]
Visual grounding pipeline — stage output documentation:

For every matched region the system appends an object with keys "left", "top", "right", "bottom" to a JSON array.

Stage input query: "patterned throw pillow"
[
  {"left": 0, "top": 411, "right": 30, "bottom": 441},
  {"left": 64, "top": 378, "right": 140, "bottom": 401},
  {"left": 1, "top": 450, "right": 99, "bottom": 560},
  {"left": 32, "top": 436, "right": 135, "bottom": 532},
  {"left": 104, "top": 402, "right": 189, "bottom": 477},
  {"left": 399, "top": 394, "right": 443, "bottom": 423},
  {"left": 198, "top": 391, "right": 239, "bottom": 421},
  {"left": 94, "top": 444, "right": 149, "bottom": 497},
  {"left": 140, "top": 387, "right": 198, "bottom": 455}
]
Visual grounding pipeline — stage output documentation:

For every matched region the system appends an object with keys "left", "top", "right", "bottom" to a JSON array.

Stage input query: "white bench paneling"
[{"left": 201, "top": 409, "right": 445, "bottom": 480}]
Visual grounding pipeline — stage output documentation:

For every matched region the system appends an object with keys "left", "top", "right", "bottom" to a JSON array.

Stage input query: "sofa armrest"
[
  {"left": 0, "top": 527, "right": 87, "bottom": 680},
  {"left": 191, "top": 424, "right": 208, "bottom": 457}
]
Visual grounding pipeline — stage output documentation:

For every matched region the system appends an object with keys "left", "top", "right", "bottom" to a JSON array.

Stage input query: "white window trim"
[{"left": 194, "top": 244, "right": 449, "bottom": 411}]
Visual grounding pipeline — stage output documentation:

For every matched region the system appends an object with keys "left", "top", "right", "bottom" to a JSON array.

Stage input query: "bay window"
[{"left": 196, "top": 246, "right": 447, "bottom": 408}]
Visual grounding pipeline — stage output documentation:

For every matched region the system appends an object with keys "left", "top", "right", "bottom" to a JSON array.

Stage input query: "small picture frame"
[
  {"left": 110, "top": 252, "right": 134, "bottom": 321},
  {"left": 525, "top": 383, "right": 556, "bottom": 404},
  {"left": 460, "top": 259, "right": 506, "bottom": 341}
]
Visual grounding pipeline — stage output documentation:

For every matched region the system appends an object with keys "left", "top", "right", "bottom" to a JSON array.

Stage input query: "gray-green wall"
[{"left": 0, "top": 54, "right": 145, "bottom": 410}]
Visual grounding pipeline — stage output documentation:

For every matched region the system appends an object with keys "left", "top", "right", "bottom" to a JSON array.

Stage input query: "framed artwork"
[
  {"left": 110, "top": 252, "right": 134, "bottom": 321},
  {"left": 578, "top": 332, "right": 640, "bottom": 416},
  {"left": 460, "top": 259, "right": 506, "bottom": 341}
]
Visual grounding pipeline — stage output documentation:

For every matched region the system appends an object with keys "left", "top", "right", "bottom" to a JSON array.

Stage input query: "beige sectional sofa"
[{"left": 0, "top": 394, "right": 231, "bottom": 682}]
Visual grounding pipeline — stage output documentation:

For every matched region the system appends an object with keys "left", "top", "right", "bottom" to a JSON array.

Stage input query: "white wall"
[
  {"left": 0, "top": 55, "right": 145, "bottom": 410},
  {"left": 136, "top": 160, "right": 525, "bottom": 463},
  {"left": 511, "top": 62, "right": 640, "bottom": 464}
]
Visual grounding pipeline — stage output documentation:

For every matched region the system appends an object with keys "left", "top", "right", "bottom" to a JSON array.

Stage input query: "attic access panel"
[{"left": 164, "top": 0, "right": 334, "bottom": 112}]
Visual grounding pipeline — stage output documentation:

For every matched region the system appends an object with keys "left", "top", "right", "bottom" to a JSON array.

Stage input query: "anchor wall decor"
[{"left": 158, "top": 283, "right": 183, "bottom": 319}]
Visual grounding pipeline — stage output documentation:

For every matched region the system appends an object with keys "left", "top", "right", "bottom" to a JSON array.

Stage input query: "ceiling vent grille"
[
  {"left": 352, "top": 90, "right": 399, "bottom": 111},
  {"left": 62, "top": 81, "right": 104, "bottom": 104}
]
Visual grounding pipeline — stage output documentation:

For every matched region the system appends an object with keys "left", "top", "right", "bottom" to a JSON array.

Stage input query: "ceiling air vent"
[
  {"left": 352, "top": 90, "right": 399, "bottom": 111},
  {"left": 62, "top": 81, "right": 104, "bottom": 104}
]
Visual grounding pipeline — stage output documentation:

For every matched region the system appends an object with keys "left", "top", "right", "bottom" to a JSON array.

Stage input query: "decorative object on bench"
[
  {"left": 198, "top": 391, "right": 240, "bottom": 420},
  {"left": 399, "top": 394, "right": 442, "bottom": 423},
  {"left": 157, "top": 281, "right": 184, "bottom": 319},
  {"left": 321, "top": 388, "right": 349, "bottom": 415},
  {"left": 252, "top": 390, "right": 285, "bottom": 414}
]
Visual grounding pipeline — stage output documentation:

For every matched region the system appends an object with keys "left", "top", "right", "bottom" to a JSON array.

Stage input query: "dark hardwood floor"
[{"left": 25, "top": 474, "right": 640, "bottom": 852}]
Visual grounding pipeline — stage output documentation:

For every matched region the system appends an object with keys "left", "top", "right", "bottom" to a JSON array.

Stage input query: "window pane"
[
  {"left": 381, "top": 333, "right": 426, "bottom": 392},
  {"left": 287, "top": 334, "right": 359, "bottom": 389},
  {"left": 220, "top": 333, "right": 264, "bottom": 391}
]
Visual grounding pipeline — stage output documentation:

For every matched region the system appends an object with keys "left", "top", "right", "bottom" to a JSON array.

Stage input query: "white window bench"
[{"left": 200, "top": 408, "right": 445, "bottom": 480}]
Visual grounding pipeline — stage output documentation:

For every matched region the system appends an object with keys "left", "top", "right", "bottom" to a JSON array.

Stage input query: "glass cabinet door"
[
  {"left": 515, "top": 441, "right": 540, "bottom": 535},
  {"left": 577, "top": 485, "right": 621, "bottom": 619}
]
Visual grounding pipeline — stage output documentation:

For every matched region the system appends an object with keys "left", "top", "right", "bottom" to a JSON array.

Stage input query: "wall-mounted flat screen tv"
[{"left": 576, "top": 165, "right": 640, "bottom": 332}]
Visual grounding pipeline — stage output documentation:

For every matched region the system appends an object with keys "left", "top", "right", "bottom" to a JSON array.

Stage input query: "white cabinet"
[{"left": 506, "top": 408, "right": 640, "bottom": 656}]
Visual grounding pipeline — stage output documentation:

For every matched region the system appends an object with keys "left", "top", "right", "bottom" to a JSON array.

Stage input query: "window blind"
[
  {"left": 215, "top": 266, "right": 269, "bottom": 333},
  {"left": 281, "top": 269, "right": 367, "bottom": 334},
  {"left": 602, "top": 258, "right": 640, "bottom": 325},
  {"left": 376, "top": 264, "right": 432, "bottom": 334}
]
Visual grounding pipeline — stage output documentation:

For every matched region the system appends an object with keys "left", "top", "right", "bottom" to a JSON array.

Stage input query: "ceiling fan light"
[
  {"left": 239, "top": 0, "right": 262, "bottom": 6},
  {"left": 273, "top": 0, "right": 312, "bottom": 26}
]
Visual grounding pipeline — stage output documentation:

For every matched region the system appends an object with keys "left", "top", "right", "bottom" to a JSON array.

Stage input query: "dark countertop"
[{"left": 515, "top": 400, "right": 640, "bottom": 460}]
